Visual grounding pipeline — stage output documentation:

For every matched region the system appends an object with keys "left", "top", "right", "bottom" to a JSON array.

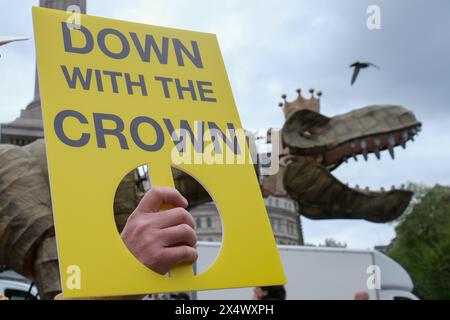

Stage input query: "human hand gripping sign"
[{"left": 121, "top": 187, "right": 198, "bottom": 275}]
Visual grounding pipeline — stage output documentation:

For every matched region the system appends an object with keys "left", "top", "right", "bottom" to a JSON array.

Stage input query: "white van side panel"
[{"left": 195, "top": 243, "right": 377, "bottom": 300}]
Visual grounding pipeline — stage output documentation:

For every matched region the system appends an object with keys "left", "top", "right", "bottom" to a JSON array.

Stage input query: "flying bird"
[{"left": 349, "top": 61, "right": 380, "bottom": 85}]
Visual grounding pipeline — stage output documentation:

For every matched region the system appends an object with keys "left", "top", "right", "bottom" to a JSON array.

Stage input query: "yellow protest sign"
[{"left": 32, "top": 6, "right": 285, "bottom": 298}]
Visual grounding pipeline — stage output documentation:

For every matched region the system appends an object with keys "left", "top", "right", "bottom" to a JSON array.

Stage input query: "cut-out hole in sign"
[{"left": 113, "top": 165, "right": 223, "bottom": 276}]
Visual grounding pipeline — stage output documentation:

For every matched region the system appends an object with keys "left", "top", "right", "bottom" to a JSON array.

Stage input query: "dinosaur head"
[{"left": 279, "top": 88, "right": 422, "bottom": 222}]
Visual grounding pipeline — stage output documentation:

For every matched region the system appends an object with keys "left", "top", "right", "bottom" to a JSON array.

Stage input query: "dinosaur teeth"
[
  {"left": 360, "top": 139, "right": 368, "bottom": 161},
  {"left": 350, "top": 142, "right": 358, "bottom": 161},
  {"left": 388, "top": 145, "right": 395, "bottom": 159},
  {"left": 360, "top": 139, "right": 367, "bottom": 149},
  {"left": 410, "top": 129, "right": 415, "bottom": 141},
  {"left": 373, "top": 137, "right": 381, "bottom": 159},
  {"left": 402, "top": 131, "right": 408, "bottom": 149},
  {"left": 374, "top": 148, "right": 381, "bottom": 160},
  {"left": 387, "top": 134, "right": 396, "bottom": 159},
  {"left": 402, "top": 130, "right": 408, "bottom": 140},
  {"left": 388, "top": 134, "right": 396, "bottom": 146},
  {"left": 374, "top": 137, "right": 381, "bottom": 147}
]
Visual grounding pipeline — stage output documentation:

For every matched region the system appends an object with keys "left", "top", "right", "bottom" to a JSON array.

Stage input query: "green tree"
[{"left": 388, "top": 185, "right": 450, "bottom": 299}]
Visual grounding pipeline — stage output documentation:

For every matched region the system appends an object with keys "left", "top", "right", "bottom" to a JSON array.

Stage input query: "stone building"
[
  {"left": 265, "top": 196, "right": 304, "bottom": 245},
  {"left": 191, "top": 196, "right": 304, "bottom": 245}
]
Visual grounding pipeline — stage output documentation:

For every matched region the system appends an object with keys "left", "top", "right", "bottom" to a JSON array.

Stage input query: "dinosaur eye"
[{"left": 303, "top": 130, "right": 312, "bottom": 138}]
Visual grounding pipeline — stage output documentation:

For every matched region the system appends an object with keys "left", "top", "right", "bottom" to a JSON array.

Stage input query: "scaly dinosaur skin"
[{"left": 0, "top": 141, "right": 56, "bottom": 299}]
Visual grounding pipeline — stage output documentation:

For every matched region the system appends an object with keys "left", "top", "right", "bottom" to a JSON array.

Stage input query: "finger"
[
  {"left": 160, "top": 223, "right": 197, "bottom": 247},
  {"left": 161, "top": 245, "right": 198, "bottom": 267},
  {"left": 136, "top": 187, "right": 188, "bottom": 213},
  {"left": 152, "top": 207, "right": 195, "bottom": 229}
]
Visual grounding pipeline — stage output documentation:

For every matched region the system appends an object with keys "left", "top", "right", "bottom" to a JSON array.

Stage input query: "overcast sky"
[{"left": 1, "top": 0, "right": 449, "bottom": 249}]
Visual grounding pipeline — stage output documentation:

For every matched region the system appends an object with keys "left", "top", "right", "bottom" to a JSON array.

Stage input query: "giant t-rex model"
[
  {"left": 262, "top": 87, "right": 422, "bottom": 222},
  {"left": 0, "top": 87, "right": 421, "bottom": 299}
]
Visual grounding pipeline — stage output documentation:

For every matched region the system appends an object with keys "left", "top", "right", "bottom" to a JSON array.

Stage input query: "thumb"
[{"left": 135, "top": 187, "right": 188, "bottom": 213}]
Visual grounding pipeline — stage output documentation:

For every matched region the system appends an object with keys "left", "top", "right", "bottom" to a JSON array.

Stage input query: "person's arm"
[{"left": 55, "top": 187, "right": 197, "bottom": 300}]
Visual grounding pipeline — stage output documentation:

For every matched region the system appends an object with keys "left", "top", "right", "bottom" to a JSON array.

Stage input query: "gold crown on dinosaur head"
[{"left": 278, "top": 87, "right": 322, "bottom": 119}]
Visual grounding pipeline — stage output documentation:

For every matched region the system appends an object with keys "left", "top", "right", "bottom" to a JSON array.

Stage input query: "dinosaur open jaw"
[
  {"left": 321, "top": 123, "right": 422, "bottom": 168},
  {"left": 283, "top": 156, "right": 414, "bottom": 222}
]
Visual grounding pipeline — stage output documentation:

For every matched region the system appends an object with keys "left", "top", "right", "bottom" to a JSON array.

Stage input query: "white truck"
[{"left": 193, "top": 242, "right": 418, "bottom": 300}]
